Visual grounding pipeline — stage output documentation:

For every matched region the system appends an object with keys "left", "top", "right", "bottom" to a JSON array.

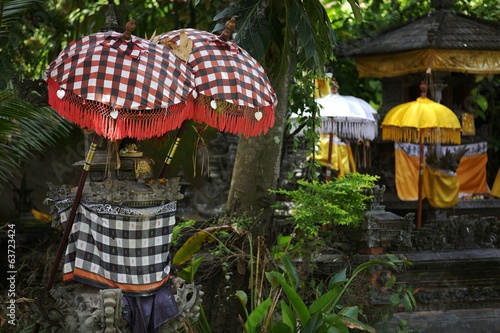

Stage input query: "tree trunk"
[
  {"left": 225, "top": 74, "right": 290, "bottom": 241},
  {"left": 208, "top": 56, "right": 295, "bottom": 332}
]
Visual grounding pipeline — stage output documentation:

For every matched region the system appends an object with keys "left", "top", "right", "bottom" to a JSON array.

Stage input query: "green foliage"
[
  {"left": 273, "top": 173, "right": 380, "bottom": 238},
  {"left": 286, "top": 67, "right": 323, "bottom": 179},
  {"left": 172, "top": 205, "right": 414, "bottom": 333},
  {"left": 0, "top": 89, "right": 71, "bottom": 186},
  {"left": 214, "top": 0, "right": 336, "bottom": 82},
  {"left": 172, "top": 223, "right": 239, "bottom": 266},
  {"left": 377, "top": 266, "right": 418, "bottom": 333},
  {"left": 171, "top": 219, "right": 196, "bottom": 247},
  {"left": 178, "top": 255, "right": 204, "bottom": 284},
  {"left": 455, "top": 0, "right": 500, "bottom": 21},
  {"left": 0, "top": 0, "right": 224, "bottom": 89},
  {"left": 240, "top": 254, "right": 411, "bottom": 333}
]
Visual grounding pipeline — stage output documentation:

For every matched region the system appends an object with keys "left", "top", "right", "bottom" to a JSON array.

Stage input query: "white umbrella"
[
  {"left": 290, "top": 79, "right": 377, "bottom": 180},
  {"left": 316, "top": 93, "right": 378, "bottom": 141},
  {"left": 290, "top": 95, "right": 377, "bottom": 139},
  {"left": 342, "top": 95, "right": 379, "bottom": 138}
]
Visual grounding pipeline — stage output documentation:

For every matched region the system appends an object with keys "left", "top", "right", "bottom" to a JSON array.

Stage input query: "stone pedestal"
[{"left": 331, "top": 185, "right": 415, "bottom": 255}]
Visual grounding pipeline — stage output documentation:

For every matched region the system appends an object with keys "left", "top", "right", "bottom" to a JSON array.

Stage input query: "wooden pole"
[
  {"left": 46, "top": 134, "right": 99, "bottom": 289},
  {"left": 33, "top": 134, "right": 99, "bottom": 333},
  {"left": 325, "top": 117, "right": 334, "bottom": 182},
  {"left": 158, "top": 120, "right": 188, "bottom": 179},
  {"left": 417, "top": 133, "right": 424, "bottom": 228}
]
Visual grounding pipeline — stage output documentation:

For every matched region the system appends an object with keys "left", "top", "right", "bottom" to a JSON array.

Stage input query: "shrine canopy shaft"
[{"left": 338, "top": 0, "right": 500, "bottom": 78}]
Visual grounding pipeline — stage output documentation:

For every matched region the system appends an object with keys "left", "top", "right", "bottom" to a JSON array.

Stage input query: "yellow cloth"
[
  {"left": 395, "top": 142, "right": 489, "bottom": 201},
  {"left": 354, "top": 49, "right": 500, "bottom": 78},
  {"left": 32, "top": 209, "right": 52, "bottom": 223},
  {"left": 423, "top": 166, "right": 459, "bottom": 208},
  {"left": 461, "top": 112, "right": 475, "bottom": 136},
  {"left": 315, "top": 135, "right": 356, "bottom": 176},
  {"left": 314, "top": 78, "right": 331, "bottom": 98},
  {"left": 492, "top": 169, "right": 500, "bottom": 198}
]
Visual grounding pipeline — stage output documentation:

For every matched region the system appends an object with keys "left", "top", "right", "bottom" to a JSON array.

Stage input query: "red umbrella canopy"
[
  {"left": 46, "top": 24, "right": 195, "bottom": 141},
  {"left": 159, "top": 25, "right": 277, "bottom": 137}
]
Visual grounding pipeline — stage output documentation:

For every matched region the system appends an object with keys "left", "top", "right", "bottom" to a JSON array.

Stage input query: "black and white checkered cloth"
[{"left": 53, "top": 199, "right": 177, "bottom": 296}]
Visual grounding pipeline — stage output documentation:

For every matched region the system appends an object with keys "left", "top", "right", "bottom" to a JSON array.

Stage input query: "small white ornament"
[
  {"left": 192, "top": 90, "right": 198, "bottom": 99},
  {"left": 110, "top": 110, "right": 119, "bottom": 119},
  {"left": 210, "top": 100, "right": 217, "bottom": 109},
  {"left": 56, "top": 89, "right": 65, "bottom": 99},
  {"left": 254, "top": 111, "right": 263, "bottom": 121}
]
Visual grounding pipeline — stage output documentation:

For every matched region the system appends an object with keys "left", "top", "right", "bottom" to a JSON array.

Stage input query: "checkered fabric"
[
  {"left": 46, "top": 31, "right": 195, "bottom": 140},
  {"left": 54, "top": 199, "right": 177, "bottom": 296},
  {"left": 160, "top": 29, "right": 276, "bottom": 137}
]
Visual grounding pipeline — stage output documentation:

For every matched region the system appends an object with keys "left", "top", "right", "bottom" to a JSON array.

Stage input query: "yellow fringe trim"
[{"left": 382, "top": 126, "right": 461, "bottom": 144}]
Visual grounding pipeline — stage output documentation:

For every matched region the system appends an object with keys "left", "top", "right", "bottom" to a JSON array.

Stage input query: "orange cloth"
[
  {"left": 394, "top": 145, "right": 421, "bottom": 201},
  {"left": 492, "top": 169, "right": 500, "bottom": 198},
  {"left": 456, "top": 153, "right": 489, "bottom": 194},
  {"left": 395, "top": 142, "right": 489, "bottom": 201}
]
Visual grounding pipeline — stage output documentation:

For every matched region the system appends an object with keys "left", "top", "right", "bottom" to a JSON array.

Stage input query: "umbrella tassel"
[{"left": 189, "top": 100, "right": 274, "bottom": 137}]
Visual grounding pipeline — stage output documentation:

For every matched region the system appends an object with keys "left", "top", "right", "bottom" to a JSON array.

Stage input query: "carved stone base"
[{"left": 21, "top": 280, "right": 204, "bottom": 333}]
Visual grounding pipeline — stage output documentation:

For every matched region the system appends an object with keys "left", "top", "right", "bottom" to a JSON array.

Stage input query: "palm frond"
[
  {"left": 0, "top": 89, "right": 72, "bottom": 186},
  {"left": 0, "top": 0, "right": 41, "bottom": 36}
]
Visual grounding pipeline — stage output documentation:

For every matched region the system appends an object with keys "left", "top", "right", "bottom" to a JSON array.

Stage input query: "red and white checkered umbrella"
[
  {"left": 41, "top": 22, "right": 197, "bottom": 300},
  {"left": 159, "top": 25, "right": 276, "bottom": 137},
  {"left": 46, "top": 27, "right": 194, "bottom": 141}
]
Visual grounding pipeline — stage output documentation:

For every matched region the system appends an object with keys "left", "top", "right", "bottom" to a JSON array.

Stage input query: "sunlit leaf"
[{"left": 173, "top": 224, "right": 240, "bottom": 266}]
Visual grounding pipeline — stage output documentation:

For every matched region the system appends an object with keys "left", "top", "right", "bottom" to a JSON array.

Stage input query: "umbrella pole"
[
  {"left": 158, "top": 120, "right": 189, "bottom": 179},
  {"left": 417, "top": 135, "right": 424, "bottom": 229},
  {"left": 46, "top": 134, "right": 99, "bottom": 289},
  {"left": 32, "top": 134, "right": 99, "bottom": 333}
]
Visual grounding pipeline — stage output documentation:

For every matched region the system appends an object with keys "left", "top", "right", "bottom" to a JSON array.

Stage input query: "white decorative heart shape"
[
  {"left": 56, "top": 89, "right": 65, "bottom": 99},
  {"left": 254, "top": 111, "right": 263, "bottom": 121},
  {"left": 110, "top": 110, "right": 119, "bottom": 119},
  {"left": 210, "top": 100, "right": 217, "bottom": 109}
]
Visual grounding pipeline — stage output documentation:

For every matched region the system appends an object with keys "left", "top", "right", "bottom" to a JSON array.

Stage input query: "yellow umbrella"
[{"left": 381, "top": 82, "right": 461, "bottom": 228}]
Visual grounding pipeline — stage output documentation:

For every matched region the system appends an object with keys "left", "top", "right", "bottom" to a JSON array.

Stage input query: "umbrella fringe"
[
  {"left": 189, "top": 99, "right": 275, "bottom": 138},
  {"left": 47, "top": 79, "right": 192, "bottom": 140},
  {"left": 322, "top": 119, "right": 377, "bottom": 141},
  {"left": 382, "top": 126, "right": 461, "bottom": 144}
]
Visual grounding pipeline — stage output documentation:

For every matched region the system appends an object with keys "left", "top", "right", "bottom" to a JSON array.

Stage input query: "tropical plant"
[
  {"left": 0, "top": 89, "right": 72, "bottom": 186},
  {"left": 174, "top": 256, "right": 212, "bottom": 333},
  {"left": 273, "top": 173, "right": 380, "bottom": 239},
  {"left": 425, "top": 145, "right": 468, "bottom": 173},
  {"left": 171, "top": 220, "right": 415, "bottom": 333},
  {"left": 238, "top": 253, "right": 413, "bottom": 333}
]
